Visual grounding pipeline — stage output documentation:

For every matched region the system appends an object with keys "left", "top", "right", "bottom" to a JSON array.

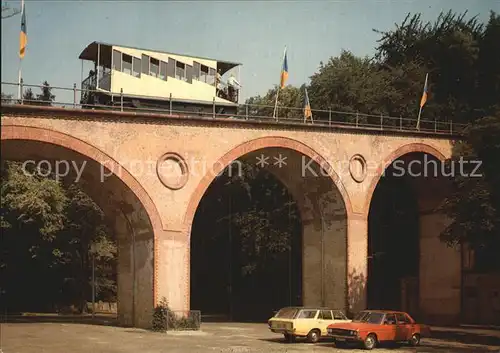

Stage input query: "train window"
[
  {"left": 192, "top": 61, "right": 200, "bottom": 81},
  {"left": 141, "top": 54, "right": 149, "bottom": 75},
  {"left": 112, "top": 50, "right": 122, "bottom": 71},
  {"left": 186, "top": 64, "right": 193, "bottom": 84},
  {"left": 122, "top": 54, "right": 132, "bottom": 75},
  {"left": 150, "top": 58, "right": 159, "bottom": 77},
  {"left": 176, "top": 61, "right": 186, "bottom": 81},
  {"left": 200, "top": 65, "right": 209, "bottom": 83},
  {"left": 132, "top": 57, "right": 141, "bottom": 78},
  {"left": 160, "top": 61, "right": 167, "bottom": 81}
]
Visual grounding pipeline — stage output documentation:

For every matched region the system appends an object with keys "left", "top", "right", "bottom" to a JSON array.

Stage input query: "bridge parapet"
[{"left": 1, "top": 81, "right": 466, "bottom": 136}]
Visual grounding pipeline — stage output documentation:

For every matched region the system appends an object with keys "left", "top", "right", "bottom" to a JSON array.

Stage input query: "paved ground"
[{"left": 1, "top": 318, "right": 500, "bottom": 353}]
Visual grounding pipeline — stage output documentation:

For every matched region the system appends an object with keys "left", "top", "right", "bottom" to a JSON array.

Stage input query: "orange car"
[{"left": 326, "top": 310, "right": 431, "bottom": 350}]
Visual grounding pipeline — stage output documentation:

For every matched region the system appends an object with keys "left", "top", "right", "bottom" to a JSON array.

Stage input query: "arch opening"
[
  {"left": 189, "top": 145, "right": 349, "bottom": 322},
  {"left": 367, "top": 150, "right": 451, "bottom": 320},
  {"left": 0, "top": 136, "right": 157, "bottom": 328}
]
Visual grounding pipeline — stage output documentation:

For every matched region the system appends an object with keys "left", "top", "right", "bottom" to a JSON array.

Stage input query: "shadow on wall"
[{"left": 347, "top": 269, "right": 366, "bottom": 317}]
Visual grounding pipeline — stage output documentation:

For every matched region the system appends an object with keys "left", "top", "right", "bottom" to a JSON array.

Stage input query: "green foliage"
[
  {"left": 151, "top": 297, "right": 200, "bottom": 331},
  {"left": 240, "top": 10, "right": 500, "bottom": 260},
  {"left": 374, "top": 10, "right": 500, "bottom": 122},
  {"left": 1, "top": 2, "right": 21, "bottom": 19},
  {"left": 23, "top": 88, "right": 35, "bottom": 102},
  {"left": 1, "top": 161, "right": 68, "bottom": 239},
  {"left": 21, "top": 81, "right": 56, "bottom": 106},
  {"left": 0, "top": 161, "right": 116, "bottom": 312},
  {"left": 223, "top": 162, "right": 299, "bottom": 276},
  {"left": 37, "top": 81, "right": 56, "bottom": 106},
  {"left": 151, "top": 297, "right": 170, "bottom": 331},
  {"left": 1, "top": 91, "right": 14, "bottom": 104},
  {"left": 243, "top": 85, "right": 305, "bottom": 121},
  {"left": 439, "top": 112, "right": 500, "bottom": 268}
]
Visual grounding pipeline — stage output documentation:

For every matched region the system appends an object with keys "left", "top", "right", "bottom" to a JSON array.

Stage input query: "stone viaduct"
[{"left": 1, "top": 104, "right": 463, "bottom": 328}]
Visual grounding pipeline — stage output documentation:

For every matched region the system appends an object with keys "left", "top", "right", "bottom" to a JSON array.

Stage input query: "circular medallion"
[
  {"left": 157, "top": 152, "right": 188, "bottom": 190},
  {"left": 349, "top": 154, "right": 367, "bottom": 183}
]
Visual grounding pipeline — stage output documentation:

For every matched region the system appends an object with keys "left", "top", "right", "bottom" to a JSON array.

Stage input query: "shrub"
[{"left": 151, "top": 297, "right": 200, "bottom": 331}]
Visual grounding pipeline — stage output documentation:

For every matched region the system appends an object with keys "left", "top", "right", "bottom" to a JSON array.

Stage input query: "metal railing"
[{"left": 1, "top": 81, "right": 467, "bottom": 135}]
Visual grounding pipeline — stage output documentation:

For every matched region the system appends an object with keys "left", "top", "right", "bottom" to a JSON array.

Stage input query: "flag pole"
[
  {"left": 416, "top": 105, "right": 423, "bottom": 130},
  {"left": 272, "top": 46, "right": 286, "bottom": 120},
  {"left": 272, "top": 86, "right": 280, "bottom": 120},
  {"left": 18, "top": 0, "right": 25, "bottom": 100},
  {"left": 18, "top": 57, "right": 22, "bottom": 100},
  {"left": 416, "top": 73, "right": 428, "bottom": 130}
]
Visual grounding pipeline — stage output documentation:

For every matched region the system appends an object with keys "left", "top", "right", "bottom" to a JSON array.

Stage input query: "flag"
[
  {"left": 19, "top": 2, "right": 27, "bottom": 59},
  {"left": 304, "top": 88, "right": 312, "bottom": 122},
  {"left": 420, "top": 73, "right": 428, "bottom": 108},
  {"left": 280, "top": 47, "right": 288, "bottom": 88}
]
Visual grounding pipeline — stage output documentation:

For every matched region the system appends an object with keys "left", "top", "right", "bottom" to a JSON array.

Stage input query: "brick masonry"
[{"left": 1, "top": 105, "right": 462, "bottom": 327}]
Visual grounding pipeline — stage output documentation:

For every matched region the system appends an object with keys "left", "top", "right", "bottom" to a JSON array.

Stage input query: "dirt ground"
[{"left": 1, "top": 318, "right": 500, "bottom": 353}]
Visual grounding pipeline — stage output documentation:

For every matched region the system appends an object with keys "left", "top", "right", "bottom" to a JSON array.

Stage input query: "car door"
[
  {"left": 395, "top": 313, "right": 412, "bottom": 341},
  {"left": 317, "top": 310, "right": 334, "bottom": 335},
  {"left": 380, "top": 313, "right": 397, "bottom": 341}
]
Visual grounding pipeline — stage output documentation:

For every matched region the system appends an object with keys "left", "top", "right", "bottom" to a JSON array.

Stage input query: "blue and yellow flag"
[
  {"left": 304, "top": 87, "right": 312, "bottom": 122},
  {"left": 19, "top": 3, "right": 27, "bottom": 59},
  {"left": 280, "top": 47, "right": 288, "bottom": 88},
  {"left": 420, "top": 73, "right": 428, "bottom": 108}
]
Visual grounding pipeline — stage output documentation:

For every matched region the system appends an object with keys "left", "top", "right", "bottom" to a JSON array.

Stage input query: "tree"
[
  {"left": 476, "top": 11, "right": 500, "bottom": 115},
  {"left": 56, "top": 183, "right": 115, "bottom": 310},
  {"left": 374, "top": 10, "right": 498, "bottom": 124},
  {"left": 0, "top": 161, "right": 116, "bottom": 313},
  {"left": 307, "top": 50, "right": 409, "bottom": 125},
  {"left": 439, "top": 112, "right": 500, "bottom": 271},
  {"left": 1, "top": 161, "right": 68, "bottom": 239},
  {"left": 1, "top": 1, "right": 21, "bottom": 19},
  {"left": 243, "top": 85, "right": 305, "bottom": 121},
  {"left": 239, "top": 10, "right": 500, "bottom": 263},
  {"left": 372, "top": 11, "right": 500, "bottom": 265},
  {"left": 1, "top": 92, "right": 13, "bottom": 104},
  {"left": 23, "top": 88, "right": 35, "bottom": 103},
  {"left": 1, "top": 161, "right": 69, "bottom": 311},
  {"left": 37, "top": 81, "right": 56, "bottom": 106}
]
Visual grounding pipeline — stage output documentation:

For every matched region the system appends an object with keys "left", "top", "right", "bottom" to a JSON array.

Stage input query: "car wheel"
[
  {"left": 363, "top": 333, "right": 377, "bottom": 350},
  {"left": 307, "top": 329, "right": 320, "bottom": 343},
  {"left": 409, "top": 333, "right": 421, "bottom": 346}
]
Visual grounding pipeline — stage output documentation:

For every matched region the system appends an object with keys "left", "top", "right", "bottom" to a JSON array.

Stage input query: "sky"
[{"left": 1, "top": 0, "right": 498, "bottom": 104}]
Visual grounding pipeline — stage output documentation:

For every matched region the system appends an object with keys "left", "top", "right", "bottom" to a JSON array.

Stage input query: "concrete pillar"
[{"left": 419, "top": 212, "right": 461, "bottom": 325}]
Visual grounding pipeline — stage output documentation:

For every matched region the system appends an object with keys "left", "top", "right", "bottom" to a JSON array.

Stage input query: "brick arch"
[
  {"left": 363, "top": 142, "right": 448, "bottom": 215},
  {"left": 1, "top": 125, "right": 164, "bottom": 306},
  {"left": 183, "top": 136, "right": 353, "bottom": 231},
  {"left": 1, "top": 125, "right": 163, "bottom": 233}
]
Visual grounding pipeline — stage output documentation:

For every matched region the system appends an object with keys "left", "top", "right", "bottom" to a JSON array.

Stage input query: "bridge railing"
[{"left": 1, "top": 81, "right": 467, "bottom": 135}]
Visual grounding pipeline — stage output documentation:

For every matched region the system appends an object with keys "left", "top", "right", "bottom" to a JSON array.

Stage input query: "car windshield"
[
  {"left": 353, "top": 311, "right": 384, "bottom": 324},
  {"left": 274, "top": 308, "right": 298, "bottom": 319}
]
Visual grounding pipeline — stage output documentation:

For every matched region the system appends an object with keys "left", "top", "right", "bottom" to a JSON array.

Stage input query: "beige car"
[{"left": 268, "top": 306, "right": 351, "bottom": 343}]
